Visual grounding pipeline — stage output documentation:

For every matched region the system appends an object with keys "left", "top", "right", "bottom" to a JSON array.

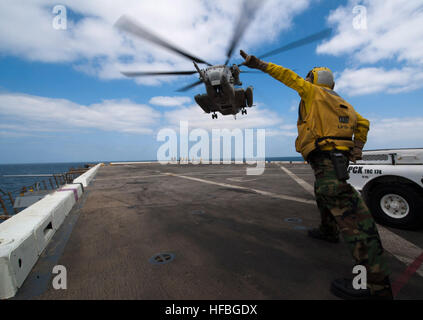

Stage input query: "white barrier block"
[
  {"left": 59, "top": 183, "right": 83, "bottom": 201},
  {"left": 0, "top": 215, "right": 46, "bottom": 298},
  {"left": 25, "top": 193, "right": 76, "bottom": 253},
  {"left": 0, "top": 188, "right": 77, "bottom": 299},
  {"left": 48, "top": 193, "right": 74, "bottom": 230},
  {"left": 0, "top": 164, "right": 101, "bottom": 299},
  {"left": 0, "top": 256, "right": 15, "bottom": 299},
  {"left": 9, "top": 232, "right": 40, "bottom": 289},
  {"left": 52, "top": 184, "right": 83, "bottom": 227},
  {"left": 73, "top": 163, "right": 102, "bottom": 187},
  {"left": 51, "top": 193, "right": 75, "bottom": 227}
]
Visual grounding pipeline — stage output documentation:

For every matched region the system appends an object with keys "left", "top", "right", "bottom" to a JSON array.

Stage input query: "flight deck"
[{"left": 14, "top": 163, "right": 423, "bottom": 300}]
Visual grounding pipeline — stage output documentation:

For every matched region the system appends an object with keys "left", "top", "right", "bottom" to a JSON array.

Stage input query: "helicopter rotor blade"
[
  {"left": 239, "top": 68, "right": 297, "bottom": 74},
  {"left": 115, "top": 15, "right": 212, "bottom": 66},
  {"left": 239, "top": 70, "right": 262, "bottom": 74},
  {"left": 257, "top": 28, "right": 332, "bottom": 60},
  {"left": 176, "top": 79, "right": 203, "bottom": 92},
  {"left": 224, "top": 0, "right": 265, "bottom": 66},
  {"left": 121, "top": 70, "right": 198, "bottom": 77}
]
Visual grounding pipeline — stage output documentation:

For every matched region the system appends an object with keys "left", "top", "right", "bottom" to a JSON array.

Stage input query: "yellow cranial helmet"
[{"left": 306, "top": 67, "right": 335, "bottom": 89}]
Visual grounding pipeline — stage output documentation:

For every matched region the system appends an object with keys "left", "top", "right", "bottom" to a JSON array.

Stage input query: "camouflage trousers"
[{"left": 309, "top": 153, "right": 390, "bottom": 291}]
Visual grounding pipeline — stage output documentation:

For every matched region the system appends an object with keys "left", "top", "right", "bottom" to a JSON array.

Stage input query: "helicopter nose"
[{"left": 209, "top": 71, "right": 221, "bottom": 86}]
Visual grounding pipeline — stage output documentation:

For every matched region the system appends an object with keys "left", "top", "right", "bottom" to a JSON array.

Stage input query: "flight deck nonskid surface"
[{"left": 17, "top": 163, "right": 423, "bottom": 300}]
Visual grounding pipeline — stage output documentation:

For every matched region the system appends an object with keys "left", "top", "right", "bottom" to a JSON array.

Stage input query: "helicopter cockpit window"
[{"left": 209, "top": 71, "right": 221, "bottom": 86}]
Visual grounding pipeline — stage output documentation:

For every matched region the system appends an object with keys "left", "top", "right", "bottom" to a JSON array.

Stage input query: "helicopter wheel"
[
  {"left": 212, "top": 113, "right": 218, "bottom": 119},
  {"left": 245, "top": 86, "right": 253, "bottom": 108},
  {"left": 241, "top": 109, "right": 247, "bottom": 115}
]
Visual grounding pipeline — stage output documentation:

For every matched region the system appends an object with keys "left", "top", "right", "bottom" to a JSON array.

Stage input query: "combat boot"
[
  {"left": 330, "top": 277, "right": 393, "bottom": 300},
  {"left": 307, "top": 227, "right": 339, "bottom": 243}
]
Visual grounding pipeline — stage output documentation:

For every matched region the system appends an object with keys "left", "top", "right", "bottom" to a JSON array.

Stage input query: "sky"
[{"left": 0, "top": 0, "right": 422, "bottom": 164}]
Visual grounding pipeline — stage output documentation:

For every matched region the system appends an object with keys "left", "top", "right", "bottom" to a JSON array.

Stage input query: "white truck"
[{"left": 347, "top": 148, "right": 423, "bottom": 230}]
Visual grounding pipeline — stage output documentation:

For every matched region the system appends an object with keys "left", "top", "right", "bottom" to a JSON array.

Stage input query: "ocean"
[
  {"left": 0, "top": 162, "right": 89, "bottom": 216},
  {"left": 0, "top": 157, "right": 303, "bottom": 217}
]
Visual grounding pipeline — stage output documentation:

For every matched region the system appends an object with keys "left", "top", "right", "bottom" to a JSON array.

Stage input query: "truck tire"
[{"left": 368, "top": 184, "right": 423, "bottom": 230}]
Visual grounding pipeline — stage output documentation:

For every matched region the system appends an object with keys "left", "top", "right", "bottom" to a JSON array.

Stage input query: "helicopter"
[{"left": 115, "top": 0, "right": 332, "bottom": 119}]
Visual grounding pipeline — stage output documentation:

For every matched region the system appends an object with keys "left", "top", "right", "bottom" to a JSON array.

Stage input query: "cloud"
[
  {"left": 317, "top": 0, "right": 423, "bottom": 95},
  {"left": 0, "top": 0, "right": 312, "bottom": 85},
  {"left": 261, "top": 116, "right": 423, "bottom": 147},
  {"left": 335, "top": 67, "right": 423, "bottom": 96},
  {"left": 162, "top": 103, "right": 285, "bottom": 132},
  {"left": 0, "top": 93, "right": 160, "bottom": 135},
  {"left": 149, "top": 96, "right": 191, "bottom": 107},
  {"left": 318, "top": 0, "right": 423, "bottom": 64},
  {"left": 0, "top": 92, "right": 291, "bottom": 139},
  {"left": 265, "top": 129, "right": 297, "bottom": 137},
  {"left": 289, "top": 100, "right": 299, "bottom": 112},
  {"left": 366, "top": 117, "right": 423, "bottom": 149},
  {"left": 0, "top": 130, "right": 35, "bottom": 138}
]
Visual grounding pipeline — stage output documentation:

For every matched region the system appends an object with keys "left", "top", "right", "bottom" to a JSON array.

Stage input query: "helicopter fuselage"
[
  {"left": 194, "top": 64, "right": 253, "bottom": 118},
  {"left": 117, "top": 9, "right": 332, "bottom": 120}
]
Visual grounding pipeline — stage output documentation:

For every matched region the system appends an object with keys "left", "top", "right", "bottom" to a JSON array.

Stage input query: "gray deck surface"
[{"left": 15, "top": 163, "right": 423, "bottom": 299}]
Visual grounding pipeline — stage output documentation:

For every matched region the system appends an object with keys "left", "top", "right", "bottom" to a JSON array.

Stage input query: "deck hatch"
[
  {"left": 149, "top": 253, "right": 175, "bottom": 265},
  {"left": 284, "top": 218, "right": 303, "bottom": 223},
  {"left": 293, "top": 225, "right": 307, "bottom": 230}
]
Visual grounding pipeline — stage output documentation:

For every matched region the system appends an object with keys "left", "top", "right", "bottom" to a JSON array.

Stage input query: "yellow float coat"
[{"left": 265, "top": 63, "right": 370, "bottom": 159}]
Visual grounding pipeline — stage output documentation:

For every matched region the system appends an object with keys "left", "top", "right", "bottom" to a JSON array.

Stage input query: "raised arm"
[
  {"left": 240, "top": 50, "right": 313, "bottom": 100},
  {"left": 265, "top": 63, "right": 313, "bottom": 100}
]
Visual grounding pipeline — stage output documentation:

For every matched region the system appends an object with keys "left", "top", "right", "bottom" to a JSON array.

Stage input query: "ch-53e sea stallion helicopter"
[{"left": 115, "top": 0, "right": 331, "bottom": 119}]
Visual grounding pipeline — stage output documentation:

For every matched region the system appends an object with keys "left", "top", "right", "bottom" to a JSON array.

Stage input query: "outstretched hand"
[
  {"left": 240, "top": 50, "right": 268, "bottom": 71},
  {"left": 239, "top": 50, "right": 249, "bottom": 64}
]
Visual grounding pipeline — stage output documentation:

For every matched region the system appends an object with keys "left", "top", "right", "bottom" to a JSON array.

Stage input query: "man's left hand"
[
  {"left": 240, "top": 50, "right": 268, "bottom": 71},
  {"left": 350, "top": 140, "right": 365, "bottom": 163}
]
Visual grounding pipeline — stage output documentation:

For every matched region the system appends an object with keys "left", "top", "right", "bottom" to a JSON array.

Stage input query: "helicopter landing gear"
[
  {"left": 245, "top": 86, "right": 253, "bottom": 108},
  {"left": 241, "top": 108, "right": 247, "bottom": 115},
  {"left": 212, "top": 113, "right": 218, "bottom": 119}
]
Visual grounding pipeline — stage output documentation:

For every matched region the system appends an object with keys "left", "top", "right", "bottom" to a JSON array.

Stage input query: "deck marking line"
[
  {"left": 279, "top": 165, "right": 423, "bottom": 282},
  {"left": 164, "top": 172, "right": 315, "bottom": 205},
  {"left": 392, "top": 252, "right": 423, "bottom": 297},
  {"left": 227, "top": 177, "right": 259, "bottom": 182},
  {"left": 377, "top": 227, "right": 423, "bottom": 279},
  {"left": 95, "top": 174, "right": 165, "bottom": 181},
  {"left": 280, "top": 166, "right": 315, "bottom": 196}
]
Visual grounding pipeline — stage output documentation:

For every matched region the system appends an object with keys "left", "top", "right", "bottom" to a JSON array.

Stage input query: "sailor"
[{"left": 240, "top": 50, "right": 393, "bottom": 300}]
